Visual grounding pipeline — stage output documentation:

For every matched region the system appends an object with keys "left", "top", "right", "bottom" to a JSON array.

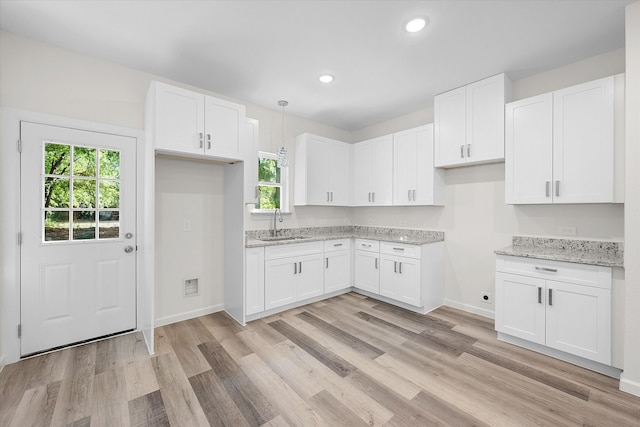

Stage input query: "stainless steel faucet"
[{"left": 272, "top": 208, "right": 283, "bottom": 237}]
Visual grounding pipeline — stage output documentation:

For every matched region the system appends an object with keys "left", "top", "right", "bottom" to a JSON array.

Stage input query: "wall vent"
[{"left": 184, "top": 278, "right": 199, "bottom": 297}]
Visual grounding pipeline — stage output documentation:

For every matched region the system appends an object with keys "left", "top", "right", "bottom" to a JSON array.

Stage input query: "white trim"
[
  {"left": 0, "top": 354, "right": 5, "bottom": 374},
  {"left": 0, "top": 107, "right": 146, "bottom": 364},
  {"left": 619, "top": 374, "right": 640, "bottom": 397},
  {"left": 444, "top": 298, "right": 495, "bottom": 319},
  {"left": 154, "top": 304, "right": 224, "bottom": 327}
]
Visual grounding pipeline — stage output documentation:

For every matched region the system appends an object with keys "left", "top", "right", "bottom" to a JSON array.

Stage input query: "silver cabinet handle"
[
  {"left": 294, "top": 262, "right": 297, "bottom": 274},
  {"left": 460, "top": 145, "right": 465, "bottom": 158},
  {"left": 392, "top": 247, "right": 405, "bottom": 251},
  {"left": 394, "top": 261, "right": 397, "bottom": 273},
  {"left": 375, "top": 258, "right": 378, "bottom": 269},
  {"left": 412, "top": 190, "right": 416, "bottom": 201},
  {"left": 535, "top": 266, "right": 558, "bottom": 273},
  {"left": 368, "top": 192, "right": 371, "bottom": 202},
  {"left": 555, "top": 180, "right": 560, "bottom": 197},
  {"left": 538, "top": 287, "right": 542, "bottom": 304},
  {"left": 331, "top": 192, "right": 334, "bottom": 202},
  {"left": 362, "top": 243, "right": 372, "bottom": 248},
  {"left": 548, "top": 288, "right": 553, "bottom": 306},
  {"left": 372, "top": 192, "right": 375, "bottom": 203},
  {"left": 326, "top": 257, "right": 329, "bottom": 269},
  {"left": 399, "top": 262, "right": 402, "bottom": 274},
  {"left": 299, "top": 261, "right": 302, "bottom": 274},
  {"left": 408, "top": 189, "right": 411, "bottom": 201},
  {"left": 467, "top": 144, "right": 471, "bottom": 158},
  {"left": 327, "top": 192, "right": 330, "bottom": 202},
  {"left": 124, "top": 246, "right": 134, "bottom": 253},
  {"left": 333, "top": 243, "right": 343, "bottom": 247},
  {"left": 199, "top": 132, "right": 204, "bottom": 148},
  {"left": 207, "top": 134, "right": 211, "bottom": 149},
  {"left": 545, "top": 181, "right": 550, "bottom": 197}
]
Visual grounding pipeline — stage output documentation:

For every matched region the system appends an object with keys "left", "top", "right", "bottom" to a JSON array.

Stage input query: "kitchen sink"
[{"left": 259, "top": 235, "right": 312, "bottom": 242}]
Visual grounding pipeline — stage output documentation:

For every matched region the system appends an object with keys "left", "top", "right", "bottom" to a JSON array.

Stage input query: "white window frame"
[{"left": 253, "top": 150, "right": 289, "bottom": 213}]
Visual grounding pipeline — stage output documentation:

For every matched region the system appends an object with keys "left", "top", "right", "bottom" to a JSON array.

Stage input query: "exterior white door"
[{"left": 20, "top": 122, "right": 137, "bottom": 356}]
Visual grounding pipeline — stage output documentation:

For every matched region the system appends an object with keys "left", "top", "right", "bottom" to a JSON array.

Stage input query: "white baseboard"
[
  {"left": 444, "top": 298, "right": 494, "bottom": 319},
  {"left": 154, "top": 304, "right": 224, "bottom": 327},
  {"left": 0, "top": 354, "right": 5, "bottom": 374},
  {"left": 620, "top": 373, "right": 640, "bottom": 397}
]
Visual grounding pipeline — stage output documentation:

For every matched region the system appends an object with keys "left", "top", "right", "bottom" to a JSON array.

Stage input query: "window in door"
[
  {"left": 43, "top": 142, "right": 121, "bottom": 242},
  {"left": 255, "top": 150, "right": 288, "bottom": 211}
]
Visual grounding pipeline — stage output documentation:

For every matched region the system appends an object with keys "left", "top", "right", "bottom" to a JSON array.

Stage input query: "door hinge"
[
  {"left": 18, "top": 324, "right": 21, "bottom": 338},
  {"left": 18, "top": 232, "right": 22, "bottom": 245},
  {"left": 17, "top": 139, "right": 22, "bottom": 153}
]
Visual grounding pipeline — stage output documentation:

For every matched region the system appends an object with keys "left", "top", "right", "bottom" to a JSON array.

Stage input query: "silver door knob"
[{"left": 124, "top": 246, "right": 134, "bottom": 253}]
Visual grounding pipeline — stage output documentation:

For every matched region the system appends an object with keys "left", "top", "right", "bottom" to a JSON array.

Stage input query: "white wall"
[{"left": 621, "top": 0, "right": 640, "bottom": 397}]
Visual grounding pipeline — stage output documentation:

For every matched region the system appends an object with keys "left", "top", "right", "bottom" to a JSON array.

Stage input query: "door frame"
[{"left": 0, "top": 108, "right": 152, "bottom": 366}]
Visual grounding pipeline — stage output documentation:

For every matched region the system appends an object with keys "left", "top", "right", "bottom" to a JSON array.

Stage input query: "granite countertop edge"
[
  {"left": 495, "top": 245, "right": 624, "bottom": 268},
  {"left": 246, "top": 231, "right": 444, "bottom": 248}
]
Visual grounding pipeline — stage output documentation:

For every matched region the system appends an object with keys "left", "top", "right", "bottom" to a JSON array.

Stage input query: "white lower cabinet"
[
  {"left": 354, "top": 239, "right": 380, "bottom": 294},
  {"left": 245, "top": 247, "right": 265, "bottom": 316},
  {"left": 324, "top": 239, "right": 352, "bottom": 293},
  {"left": 264, "top": 242, "right": 324, "bottom": 311},
  {"left": 495, "top": 255, "right": 612, "bottom": 365},
  {"left": 380, "top": 254, "right": 421, "bottom": 307}
]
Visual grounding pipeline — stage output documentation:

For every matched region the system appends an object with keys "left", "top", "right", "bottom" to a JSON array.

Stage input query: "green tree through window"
[{"left": 257, "top": 151, "right": 286, "bottom": 210}]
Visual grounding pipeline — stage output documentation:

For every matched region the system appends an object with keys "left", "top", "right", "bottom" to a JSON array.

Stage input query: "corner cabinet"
[
  {"left": 495, "top": 255, "right": 612, "bottom": 365},
  {"left": 434, "top": 73, "right": 511, "bottom": 168},
  {"left": 353, "top": 135, "right": 393, "bottom": 206},
  {"left": 505, "top": 74, "right": 624, "bottom": 204},
  {"left": 148, "top": 81, "right": 246, "bottom": 161},
  {"left": 393, "top": 124, "right": 445, "bottom": 206},
  {"left": 294, "top": 134, "right": 351, "bottom": 206}
]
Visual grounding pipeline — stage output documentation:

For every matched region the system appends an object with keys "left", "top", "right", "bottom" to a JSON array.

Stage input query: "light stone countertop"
[
  {"left": 495, "top": 236, "right": 624, "bottom": 268},
  {"left": 245, "top": 225, "right": 444, "bottom": 248}
]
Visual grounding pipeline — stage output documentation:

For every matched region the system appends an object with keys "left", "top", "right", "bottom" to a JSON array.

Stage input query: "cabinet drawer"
[
  {"left": 380, "top": 242, "right": 421, "bottom": 258},
  {"left": 355, "top": 239, "right": 379, "bottom": 253},
  {"left": 265, "top": 241, "right": 323, "bottom": 260},
  {"left": 496, "top": 255, "right": 611, "bottom": 289},
  {"left": 324, "top": 239, "right": 352, "bottom": 253}
]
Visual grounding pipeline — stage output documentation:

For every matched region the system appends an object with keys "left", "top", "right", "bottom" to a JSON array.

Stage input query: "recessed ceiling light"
[
  {"left": 319, "top": 74, "right": 334, "bottom": 83},
  {"left": 405, "top": 17, "right": 427, "bottom": 33}
]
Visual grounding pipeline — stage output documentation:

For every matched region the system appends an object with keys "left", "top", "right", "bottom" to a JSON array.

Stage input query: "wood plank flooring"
[{"left": 1, "top": 292, "right": 639, "bottom": 426}]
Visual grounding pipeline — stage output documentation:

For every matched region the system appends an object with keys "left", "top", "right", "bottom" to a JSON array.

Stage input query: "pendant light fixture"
[{"left": 276, "top": 100, "right": 289, "bottom": 167}]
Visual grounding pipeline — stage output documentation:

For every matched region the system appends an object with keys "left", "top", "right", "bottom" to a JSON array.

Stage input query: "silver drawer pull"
[
  {"left": 535, "top": 266, "right": 558, "bottom": 273},
  {"left": 548, "top": 288, "right": 553, "bottom": 306},
  {"left": 392, "top": 247, "right": 405, "bottom": 251},
  {"left": 538, "top": 287, "right": 542, "bottom": 304},
  {"left": 362, "top": 243, "right": 372, "bottom": 248},
  {"left": 333, "top": 243, "right": 343, "bottom": 247}
]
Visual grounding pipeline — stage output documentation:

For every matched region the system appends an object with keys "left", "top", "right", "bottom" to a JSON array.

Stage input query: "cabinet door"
[
  {"left": 244, "top": 118, "right": 259, "bottom": 204},
  {"left": 371, "top": 135, "right": 393, "bottom": 205},
  {"left": 296, "top": 254, "right": 324, "bottom": 301},
  {"left": 353, "top": 142, "right": 373, "bottom": 206},
  {"left": 245, "top": 247, "right": 265, "bottom": 316},
  {"left": 495, "top": 272, "right": 546, "bottom": 345},
  {"left": 328, "top": 141, "right": 351, "bottom": 205},
  {"left": 553, "top": 76, "right": 614, "bottom": 203},
  {"left": 396, "top": 257, "right": 421, "bottom": 307},
  {"left": 265, "top": 257, "right": 297, "bottom": 310},
  {"left": 379, "top": 255, "right": 398, "bottom": 299},
  {"left": 325, "top": 251, "right": 351, "bottom": 293},
  {"left": 354, "top": 250, "right": 379, "bottom": 294},
  {"left": 466, "top": 73, "right": 507, "bottom": 163},
  {"left": 203, "top": 96, "right": 243, "bottom": 159},
  {"left": 434, "top": 86, "right": 466, "bottom": 167},
  {"left": 393, "top": 129, "right": 416, "bottom": 205},
  {"left": 305, "top": 135, "right": 330, "bottom": 205},
  {"left": 505, "top": 93, "right": 553, "bottom": 204},
  {"left": 545, "top": 280, "right": 611, "bottom": 364},
  {"left": 155, "top": 83, "right": 204, "bottom": 155}
]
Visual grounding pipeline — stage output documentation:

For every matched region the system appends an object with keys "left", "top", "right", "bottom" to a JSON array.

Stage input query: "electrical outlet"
[
  {"left": 481, "top": 291, "right": 492, "bottom": 304},
  {"left": 557, "top": 225, "right": 577, "bottom": 236}
]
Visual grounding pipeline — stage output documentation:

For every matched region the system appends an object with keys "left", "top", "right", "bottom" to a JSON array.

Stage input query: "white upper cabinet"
[
  {"left": 505, "top": 75, "right": 622, "bottom": 204},
  {"left": 149, "top": 81, "right": 245, "bottom": 161},
  {"left": 353, "top": 135, "right": 393, "bottom": 206},
  {"left": 244, "top": 118, "right": 259, "bottom": 204},
  {"left": 294, "top": 133, "right": 351, "bottom": 206},
  {"left": 393, "top": 124, "right": 445, "bottom": 206},
  {"left": 434, "top": 73, "right": 511, "bottom": 168}
]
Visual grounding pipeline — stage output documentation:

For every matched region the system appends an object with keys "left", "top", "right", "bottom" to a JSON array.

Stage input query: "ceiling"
[{"left": 0, "top": 0, "right": 632, "bottom": 131}]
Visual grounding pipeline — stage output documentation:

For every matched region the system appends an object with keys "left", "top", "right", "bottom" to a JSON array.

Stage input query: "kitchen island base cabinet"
[{"left": 495, "top": 255, "right": 612, "bottom": 366}]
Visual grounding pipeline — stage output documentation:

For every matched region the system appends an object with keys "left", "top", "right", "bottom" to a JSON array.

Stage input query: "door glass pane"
[
  {"left": 99, "top": 181, "right": 119, "bottom": 208},
  {"left": 98, "top": 211, "right": 120, "bottom": 239},
  {"left": 73, "top": 146, "right": 97, "bottom": 177},
  {"left": 73, "top": 179, "right": 96, "bottom": 208},
  {"left": 44, "top": 211, "right": 69, "bottom": 241},
  {"left": 44, "top": 143, "right": 70, "bottom": 176},
  {"left": 44, "top": 178, "right": 70, "bottom": 208},
  {"left": 99, "top": 149, "right": 120, "bottom": 179},
  {"left": 72, "top": 211, "right": 96, "bottom": 240}
]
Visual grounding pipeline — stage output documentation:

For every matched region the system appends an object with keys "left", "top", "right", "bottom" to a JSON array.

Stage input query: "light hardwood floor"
[{"left": 1, "top": 292, "right": 638, "bottom": 426}]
